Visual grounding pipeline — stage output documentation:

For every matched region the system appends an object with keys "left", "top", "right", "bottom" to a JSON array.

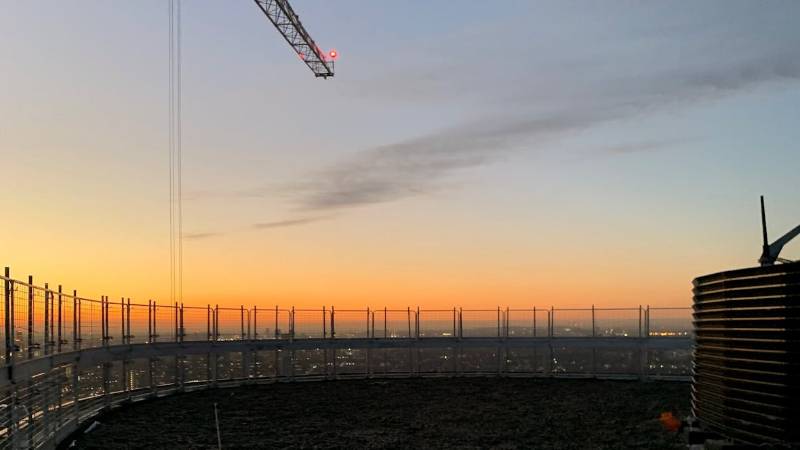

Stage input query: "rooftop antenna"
[{"left": 758, "top": 195, "right": 800, "bottom": 266}]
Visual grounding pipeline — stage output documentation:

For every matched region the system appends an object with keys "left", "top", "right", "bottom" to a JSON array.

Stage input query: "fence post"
[
  {"left": 148, "top": 300, "right": 153, "bottom": 343},
  {"left": 240, "top": 305, "right": 245, "bottom": 340},
  {"left": 58, "top": 285, "right": 63, "bottom": 353},
  {"left": 371, "top": 310, "right": 375, "bottom": 339},
  {"left": 550, "top": 306, "right": 555, "bottom": 337},
  {"left": 121, "top": 297, "right": 125, "bottom": 345},
  {"left": 506, "top": 307, "right": 510, "bottom": 338},
  {"left": 179, "top": 303, "right": 184, "bottom": 343},
  {"left": 458, "top": 308, "right": 463, "bottom": 339},
  {"left": 215, "top": 304, "right": 219, "bottom": 341},
  {"left": 638, "top": 305, "right": 642, "bottom": 338},
  {"left": 73, "top": 290, "right": 78, "bottom": 351},
  {"left": 174, "top": 302, "right": 179, "bottom": 343},
  {"left": 290, "top": 306, "right": 295, "bottom": 341},
  {"left": 101, "top": 295, "right": 111, "bottom": 345},
  {"left": 407, "top": 307, "right": 411, "bottom": 338},
  {"left": 331, "top": 306, "right": 335, "bottom": 339},
  {"left": 366, "top": 308, "right": 370, "bottom": 338},
  {"left": 253, "top": 306, "right": 258, "bottom": 339},
  {"left": 384, "top": 307, "right": 388, "bottom": 339},
  {"left": 27, "top": 276, "right": 33, "bottom": 360},
  {"left": 127, "top": 298, "right": 131, "bottom": 344},
  {"left": 152, "top": 300, "right": 157, "bottom": 343},
  {"left": 77, "top": 294, "right": 82, "bottom": 350},
  {"left": 105, "top": 295, "right": 110, "bottom": 345},
  {"left": 453, "top": 308, "right": 458, "bottom": 338},
  {"left": 100, "top": 295, "right": 104, "bottom": 346},
  {"left": 592, "top": 305, "right": 596, "bottom": 338},
  {"left": 646, "top": 305, "right": 650, "bottom": 338},
  {"left": 533, "top": 306, "right": 537, "bottom": 337},
  {"left": 44, "top": 283, "right": 50, "bottom": 355},
  {"left": 4, "top": 268, "right": 13, "bottom": 371},
  {"left": 497, "top": 307, "right": 500, "bottom": 338},
  {"left": 416, "top": 307, "right": 420, "bottom": 339},
  {"left": 49, "top": 287, "right": 55, "bottom": 352}
]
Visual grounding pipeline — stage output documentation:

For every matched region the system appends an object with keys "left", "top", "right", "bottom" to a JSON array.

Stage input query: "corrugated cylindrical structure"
[{"left": 692, "top": 262, "right": 800, "bottom": 445}]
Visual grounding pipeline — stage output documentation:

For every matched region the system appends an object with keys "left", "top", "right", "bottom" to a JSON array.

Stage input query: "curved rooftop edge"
[{"left": 1, "top": 336, "right": 691, "bottom": 450}]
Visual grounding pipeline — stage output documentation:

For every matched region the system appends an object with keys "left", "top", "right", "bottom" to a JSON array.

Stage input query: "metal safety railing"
[
  {"left": 1, "top": 267, "right": 692, "bottom": 367},
  {"left": 0, "top": 266, "right": 693, "bottom": 449}
]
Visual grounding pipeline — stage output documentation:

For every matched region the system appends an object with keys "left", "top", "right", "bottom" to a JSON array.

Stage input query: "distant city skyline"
[{"left": 2, "top": 1, "right": 799, "bottom": 308}]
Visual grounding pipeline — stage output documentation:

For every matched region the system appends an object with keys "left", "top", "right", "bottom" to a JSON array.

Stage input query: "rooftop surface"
[{"left": 69, "top": 378, "right": 689, "bottom": 449}]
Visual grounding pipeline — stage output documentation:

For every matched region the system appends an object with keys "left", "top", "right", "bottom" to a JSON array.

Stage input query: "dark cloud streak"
[
  {"left": 290, "top": 53, "right": 799, "bottom": 211},
  {"left": 252, "top": 216, "right": 331, "bottom": 229}
]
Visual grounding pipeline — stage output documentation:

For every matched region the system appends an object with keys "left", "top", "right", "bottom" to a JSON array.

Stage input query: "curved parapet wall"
[{"left": 692, "top": 261, "right": 800, "bottom": 445}]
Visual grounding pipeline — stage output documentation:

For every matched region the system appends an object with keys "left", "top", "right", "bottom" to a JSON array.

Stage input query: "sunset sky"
[{"left": 2, "top": 1, "right": 799, "bottom": 309}]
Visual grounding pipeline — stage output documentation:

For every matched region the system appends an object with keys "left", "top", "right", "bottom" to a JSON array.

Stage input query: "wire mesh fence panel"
[
  {"left": 249, "top": 307, "right": 289, "bottom": 339},
  {"left": 459, "top": 347, "right": 500, "bottom": 372},
  {"left": 253, "top": 350, "right": 279, "bottom": 378},
  {"left": 648, "top": 307, "right": 692, "bottom": 336},
  {"left": 58, "top": 292, "right": 76, "bottom": 352},
  {"left": 371, "top": 309, "right": 414, "bottom": 339},
  {"left": 507, "top": 347, "right": 549, "bottom": 374},
  {"left": 183, "top": 354, "right": 210, "bottom": 383},
  {"left": 152, "top": 356, "right": 176, "bottom": 387},
  {"left": 107, "top": 300, "right": 125, "bottom": 347},
  {"left": 79, "top": 299, "right": 104, "bottom": 350},
  {"left": 368, "top": 348, "right": 386, "bottom": 374},
  {"left": 9, "top": 281, "right": 28, "bottom": 362},
  {"left": 595, "top": 347, "right": 638, "bottom": 374},
  {"left": 335, "top": 348, "right": 367, "bottom": 375},
  {"left": 107, "top": 360, "right": 125, "bottom": 395},
  {"left": 331, "top": 309, "right": 369, "bottom": 339},
  {"left": 182, "top": 306, "right": 210, "bottom": 341},
  {"left": 127, "top": 303, "right": 150, "bottom": 344},
  {"left": 647, "top": 348, "right": 692, "bottom": 376},
  {"left": 77, "top": 364, "right": 104, "bottom": 400},
  {"left": 594, "top": 308, "right": 642, "bottom": 337},
  {"left": 12, "top": 282, "right": 34, "bottom": 361},
  {"left": 417, "top": 347, "right": 455, "bottom": 373},
  {"left": 127, "top": 358, "right": 151, "bottom": 390},
  {"left": 215, "top": 351, "right": 243, "bottom": 380},
  {"left": 507, "top": 309, "right": 536, "bottom": 337},
  {"left": 293, "top": 309, "right": 326, "bottom": 339},
  {"left": 552, "top": 309, "right": 593, "bottom": 337},
  {"left": 461, "top": 309, "right": 501, "bottom": 338},
  {"left": 418, "top": 310, "right": 456, "bottom": 338},
  {"left": 152, "top": 304, "right": 178, "bottom": 342},
  {"left": 383, "top": 348, "right": 412, "bottom": 372},
  {"left": 293, "top": 349, "right": 325, "bottom": 376},
  {"left": 216, "top": 308, "right": 244, "bottom": 341},
  {"left": 552, "top": 346, "right": 594, "bottom": 374}
]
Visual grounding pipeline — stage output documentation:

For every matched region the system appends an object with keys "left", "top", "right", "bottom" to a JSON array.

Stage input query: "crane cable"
[{"left": 168, "top": 0, "right": 183, "bottom": 308}]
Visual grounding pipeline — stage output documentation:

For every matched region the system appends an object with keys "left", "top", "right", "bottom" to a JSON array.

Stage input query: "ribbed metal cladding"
[{"left": 692, "top": 261, "right": 800, "bottom": 445}]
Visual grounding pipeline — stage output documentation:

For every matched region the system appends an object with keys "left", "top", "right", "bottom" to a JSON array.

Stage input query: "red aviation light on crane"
[{"left": 328, "top": 49, "right": 338, "bottom": 60}]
